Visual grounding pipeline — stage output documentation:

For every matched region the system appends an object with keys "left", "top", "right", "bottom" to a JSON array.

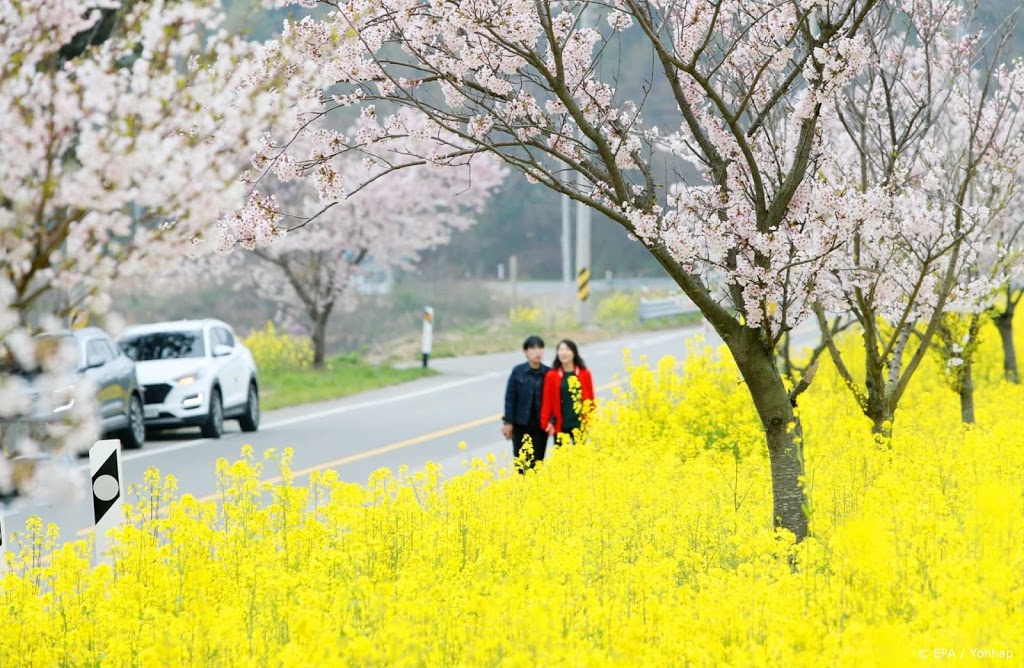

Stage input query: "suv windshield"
[{"left": 120, "top": 331, "right": 206, "bottom": 361}]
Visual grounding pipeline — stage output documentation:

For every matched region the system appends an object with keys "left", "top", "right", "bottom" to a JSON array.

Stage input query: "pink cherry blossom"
[{"left": 1, "top": 0, "right": 295, "bottom": 500}]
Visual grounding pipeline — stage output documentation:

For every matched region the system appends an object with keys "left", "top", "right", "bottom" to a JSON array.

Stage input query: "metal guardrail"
[{"left": 638, "top": 296, "right": 700, "bottom": 321}]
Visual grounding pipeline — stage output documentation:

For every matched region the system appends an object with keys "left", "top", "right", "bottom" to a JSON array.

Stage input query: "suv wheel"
[
  {"left": 200, "top": 389, "right": 224, "bottom": 439},
  {"left": 238, "top": 383, "right": 259, "bottom": 433},
  {"left": 119, "top": 394, "right": 146, "bottom": 450}
]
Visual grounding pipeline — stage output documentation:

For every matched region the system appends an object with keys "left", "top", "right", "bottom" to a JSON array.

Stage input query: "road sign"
[
  {"left": 577, "top": 267, "right": 590, "bottom": 302},
  {"left": 89, "top": 439, "right": 124, "bottom": 565}
]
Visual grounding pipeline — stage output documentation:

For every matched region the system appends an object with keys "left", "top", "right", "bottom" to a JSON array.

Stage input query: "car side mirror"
[
  {"left": 84, "top": 357, "right": 105, "bottom": 370},
  {"left": 213, "top": 344, "right": 233, "bottom": 357}
]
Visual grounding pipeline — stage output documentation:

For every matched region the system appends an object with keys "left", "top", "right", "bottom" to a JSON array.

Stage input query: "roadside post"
[
  {"left": 421, "top": 306, "right": 434, "bottom": 368},
  {"left": 89, "top": 439, "right": 124, "bottom": 565},
  {"left": 576, "top": 263, "right": 590, "bottom": 325}
]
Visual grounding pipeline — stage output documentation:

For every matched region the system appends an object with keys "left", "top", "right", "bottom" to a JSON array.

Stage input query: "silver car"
[{"left": 0, "top": 327, "right": 146, "bottom": 455}]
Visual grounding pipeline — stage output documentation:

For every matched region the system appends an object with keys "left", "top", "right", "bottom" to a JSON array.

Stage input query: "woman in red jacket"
[{"left": 541, "top": 339, "right": 595, "bottom": 445}]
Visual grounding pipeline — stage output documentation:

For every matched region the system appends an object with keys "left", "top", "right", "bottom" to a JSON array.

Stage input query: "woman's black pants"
[{"left": 512, "top": 426, "right": 549, "bottom": 473}]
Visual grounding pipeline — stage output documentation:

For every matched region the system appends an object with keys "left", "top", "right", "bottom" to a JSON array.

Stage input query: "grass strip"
[{"left": 260, "top": 355, "right": 435, "bottom": 411}]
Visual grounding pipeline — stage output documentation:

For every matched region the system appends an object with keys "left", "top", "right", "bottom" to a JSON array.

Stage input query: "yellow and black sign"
[{"left": 577, "top": 267, "right": 590, "bottom": 302}]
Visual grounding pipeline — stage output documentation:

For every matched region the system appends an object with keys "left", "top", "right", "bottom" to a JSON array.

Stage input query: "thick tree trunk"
[
  {"left": 866, "top": 409, "right": 894, "bottom": 439},
  {"left": 862, "top": 361, "right": 894, "bottom": 438},
  {"left": 725, "top": 328, "right": 809, "bottom": 542},
  {"left": 312, "top": 314, "right": 328, "bottom": 369},
  {"left": 995, "top": 309, "right": 1018, "bottom": 384},
  {"left": 648, "top": 248, "right": 808, "bottom": 541},
  {"left": 959, "top": 358, "right": 975, "bottom": 424}
]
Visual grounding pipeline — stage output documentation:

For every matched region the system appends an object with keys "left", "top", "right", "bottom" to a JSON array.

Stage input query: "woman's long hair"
[{"left": 552, "top": 339, "right": 586, "bottom": 370}]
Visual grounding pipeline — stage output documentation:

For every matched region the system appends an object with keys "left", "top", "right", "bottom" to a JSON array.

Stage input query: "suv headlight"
[{"left": 175, "top": 370, "right": 204, "bottom": 385}]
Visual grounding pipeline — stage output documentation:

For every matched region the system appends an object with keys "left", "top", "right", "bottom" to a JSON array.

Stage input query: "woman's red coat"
[{"left": 540, "top": 366, "right": 595, "bottom": 433}]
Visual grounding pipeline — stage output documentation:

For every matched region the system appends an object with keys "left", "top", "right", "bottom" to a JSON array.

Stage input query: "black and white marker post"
[
  {"left": 421, "top": 306, "right": 434, "bottom": 369},
  {"left": 89, "top": 439, "right": 125, "bottom": 565}
]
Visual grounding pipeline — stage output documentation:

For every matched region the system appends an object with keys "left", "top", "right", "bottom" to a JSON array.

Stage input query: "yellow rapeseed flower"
[{"left": 0, "top": 323, "right": 1021, "bottom": 665}]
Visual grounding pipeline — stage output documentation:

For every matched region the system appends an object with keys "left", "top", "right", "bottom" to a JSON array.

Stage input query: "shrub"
[
  {"left": 596, "top": 291, "right": 640, "bottom": 328},
  {"left": 241, "top": 322, "right": 313, "bottom": 375},
  {"left": 508, "top": 305, "right": 542, "bottom": 326}
]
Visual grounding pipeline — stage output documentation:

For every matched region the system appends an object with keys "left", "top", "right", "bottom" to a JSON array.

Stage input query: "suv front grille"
[{"left": 143, "top": 383, "right": 172, "bottom": 405}]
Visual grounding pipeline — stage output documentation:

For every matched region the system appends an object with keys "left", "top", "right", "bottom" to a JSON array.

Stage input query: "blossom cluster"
[
  {"left": 233, "top": 0, "right": 1024, "bottom": 344},
  {"left": 1, "top": 0, "right": 297, "bottom": 463}
]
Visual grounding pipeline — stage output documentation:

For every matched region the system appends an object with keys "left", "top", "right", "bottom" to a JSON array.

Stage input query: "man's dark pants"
[{"left": 512, "top": 425, "right": 549, "bottom": 473}]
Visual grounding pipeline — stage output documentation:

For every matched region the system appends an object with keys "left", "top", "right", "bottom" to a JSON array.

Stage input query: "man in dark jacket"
[{"left": 502, "top": 335, "right": 549, "bottom": 472}]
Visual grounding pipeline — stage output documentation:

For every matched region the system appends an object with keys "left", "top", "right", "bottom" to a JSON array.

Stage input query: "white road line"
[
  {"left": 101, "top": 371, "right": 507, "bottom": 466},
  {"left": 585, "top": 329, "right": 689, "bottom": 355},
  {"left": 260, "top": 372, "right": 505, "bottom": 430},
  {"left": 637, "top": 330, "right": 689, "bottom": 347},
  {"left": 106, "top": 332, "right": 690, "bottom": 467}
]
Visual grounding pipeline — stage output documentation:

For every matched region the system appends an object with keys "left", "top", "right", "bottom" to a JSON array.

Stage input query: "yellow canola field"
[{"left": 1, "top": 327, "right": 1021, "bottom": 667}]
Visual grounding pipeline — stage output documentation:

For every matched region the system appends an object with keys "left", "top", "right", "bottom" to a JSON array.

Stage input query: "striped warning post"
[
  {"left": 576, "top": 267, "right": 590, "bottom": 302},
  {"left": 89, "top": 439, "right": 124, "bottom": 565}
]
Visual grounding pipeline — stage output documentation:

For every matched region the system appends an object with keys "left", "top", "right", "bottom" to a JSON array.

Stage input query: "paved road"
[{"left": 2, "top": 323, "right": 806, "bottom": 547}]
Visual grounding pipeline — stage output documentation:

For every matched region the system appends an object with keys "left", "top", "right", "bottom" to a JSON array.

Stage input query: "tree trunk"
[
  {"left": 864, "top": 367, "right": 893, "bottom": 438},
  {"left": 995, "top": 309, "right": 1018, "bottom": 384},
  {"left": 866, "top": 408, "right": 894, "bottom": 439},
  {"left": 866, "top": 405, "right": 893, "bottom": 438},
  {"left": 725, "top": 328, "right": 809, "bottom": 542},
  {"left": 649, "top": 248, "right": 808, "bottom": 541},
  {"left": 958, "top": 357, "right": 975, "bottom": 424},
  {"left": 312, "top": 314, "right": 328, "bottom": 369}
]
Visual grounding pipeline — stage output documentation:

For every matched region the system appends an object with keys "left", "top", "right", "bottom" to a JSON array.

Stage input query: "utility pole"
[
  {"left": 574, "top": 2, "right": 594, "bottom": 326},
  {"left": 561, "top": 193, "right": 572, "bottom": 286},
  {"left": 509, "top": 255, "right": 518, "bottom": 310},
  {"left": 575, "top": 183, "right": 591, "bottom": 325}
]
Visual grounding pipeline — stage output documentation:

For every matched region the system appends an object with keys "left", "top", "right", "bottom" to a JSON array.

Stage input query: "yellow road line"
[
  {"left": 264, "top": 413, "right": 501, "bottom": 485},
  {"left": 74, "top": 413, "right": 500, "bottom": 537},
  {"left": 73, "top": 378, "right": 625, "bottom": 538}
]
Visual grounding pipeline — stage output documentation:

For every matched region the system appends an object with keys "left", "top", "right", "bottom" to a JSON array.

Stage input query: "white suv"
[{"left": 117, "top": 319, "right": 259, "bottom": 438}]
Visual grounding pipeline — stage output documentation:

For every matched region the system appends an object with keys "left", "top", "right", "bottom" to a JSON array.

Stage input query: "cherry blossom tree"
[
  {"left": 232, "top": 0, "right": 1024, "bottom": 539},
  {"left": 993, "top": 286, "right": 1024, "bottom": 382},
  {"left": 813, "top": 3, "right": 1024, "bottom": 434},
  {"left": 216, "top": 114, "right": 506, "bottom": 366},
  {"left": 1, "top": 0, "right": 295, "bottom": 328},
  {"left": 928, "top": 160, "right": 1024, "bottom": 423},
  {"left": 1, "top": 0, "right": 294, "bottom": 497},
  {"left": 226, "top": 0, "right": 910, "bottom": 541}
]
